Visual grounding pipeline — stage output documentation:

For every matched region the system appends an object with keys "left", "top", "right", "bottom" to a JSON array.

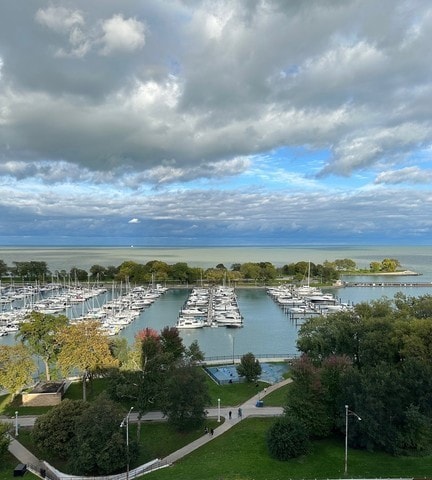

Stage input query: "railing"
[{"left": 203, "top": 353, "right": 297, "bottom": 364}]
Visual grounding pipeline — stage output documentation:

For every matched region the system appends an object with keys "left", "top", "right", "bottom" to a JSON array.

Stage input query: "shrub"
[{"left": 267, "top": 416, "right": 311, "bottom": 460}]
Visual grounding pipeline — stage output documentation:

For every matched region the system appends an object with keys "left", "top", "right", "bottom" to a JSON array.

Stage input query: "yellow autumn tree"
[
  {"left": 57, "top": 320, "right": 118, "bottom": 400},
  {"left": 0, "top": 344, "right": 35, "bottom": 398}
]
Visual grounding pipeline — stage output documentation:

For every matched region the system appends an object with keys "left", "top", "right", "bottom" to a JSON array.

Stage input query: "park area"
[{"left": 2, "top": 373, "right": 432, "bottom": 480}]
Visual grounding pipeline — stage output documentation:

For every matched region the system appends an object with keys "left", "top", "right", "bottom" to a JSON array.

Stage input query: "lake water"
[{"left": 1, "top": 245, "right": 432, "bottom": 358}]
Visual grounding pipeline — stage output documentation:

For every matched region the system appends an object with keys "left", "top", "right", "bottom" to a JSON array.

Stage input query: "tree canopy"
[
  {"left": 285, "top": 294, "right": 432, "bottom": 455},
  {"left": 17, "top": 311, "right": 68, "bottom": 381},
  {"left": 57, "top": 320, "right": 118, "bottom": 400},
  {"left": 0, "top": 344, "right": 35, "bottom": 397}
]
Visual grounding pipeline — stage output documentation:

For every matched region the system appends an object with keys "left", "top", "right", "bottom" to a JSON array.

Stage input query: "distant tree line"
[
  {"left": 0, "top": 258, "right": 350, "bottom": 285},
  {"left": 0, "top": 257, "right": 406, "bottom": 286},
  {"left": 267, "top": 293, "right": 432, "bottom": 460}
]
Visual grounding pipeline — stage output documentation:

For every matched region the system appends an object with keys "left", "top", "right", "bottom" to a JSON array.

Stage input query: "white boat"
[{"left": 176, "top": 316, "right": 206, "bottom": 329}]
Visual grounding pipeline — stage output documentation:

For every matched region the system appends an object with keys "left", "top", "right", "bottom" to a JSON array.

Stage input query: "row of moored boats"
[
  {"left": 176, "top": 286, "right": 243, "bottom": 329},
  {"left": 0, "top": 283, "right": 168, "bottom": 337},
  {"left": 267, "top": 284, "right": 353, "bottom": 319}
]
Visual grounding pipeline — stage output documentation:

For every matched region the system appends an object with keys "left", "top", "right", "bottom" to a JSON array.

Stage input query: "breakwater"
[{"left": 342, "top": 281, "right": 432, "bottom": 287}]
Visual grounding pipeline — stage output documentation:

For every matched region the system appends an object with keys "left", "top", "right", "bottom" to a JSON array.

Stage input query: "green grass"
[
  {"left": 0, "top": 451, "right": 38, "bottom": 480},
  {"left": 261, "top": 383, "right": 290, "bottom": 407},
  {"left": 143, "top": 417, "right": 432, "bottom": 480},
  {"left": 205, "top": 375, "right": 267, "bottom": 407},
  {"left": 8, "top": 416, "right": 432, "bottom": 480},
  {"left": 63, "top": 377, "right": 112, "bottom": 401}
]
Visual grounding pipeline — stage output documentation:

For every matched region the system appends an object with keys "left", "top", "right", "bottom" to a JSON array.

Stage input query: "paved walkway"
[{"left": 3, "top": 378, "right": 291, "bottom": 475}]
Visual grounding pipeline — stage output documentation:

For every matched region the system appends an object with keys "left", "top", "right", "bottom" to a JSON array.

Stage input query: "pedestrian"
[
  {"left": 204, "top": 426, "right": 208, "bottom": 435},
  {"left": 210, "top": 428, "right": 214, "bottom": 436},
  {"left": 238, "top": 407, "right": 242, "bottom": 419},
  {"left": 229, "top": 410, "right": 232, "bottom": 419}
]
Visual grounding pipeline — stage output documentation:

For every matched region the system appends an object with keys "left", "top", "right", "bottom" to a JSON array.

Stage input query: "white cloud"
[
  {"left": 375, "top": 166, "right": 432, "bottom": 184},
  {"left": 99, "top": 15, "right": 145, "bottom": 55},
  {"left": 35, "top": 6, "right": 84, "bottom": 33}
]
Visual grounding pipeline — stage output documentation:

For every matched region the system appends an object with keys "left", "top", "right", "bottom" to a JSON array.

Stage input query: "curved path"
[{"left": 4, "top": 378, "right": 291, "bottom": 476}]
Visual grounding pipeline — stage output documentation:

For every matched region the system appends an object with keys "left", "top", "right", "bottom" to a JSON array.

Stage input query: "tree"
[
  {"left": 17, "top": 312, "right": 68, "bottom": 381},
  {"left": 236, "top": 352, "right": 262, "bottom": 382},
  {"left": 267, "top": 416, "right": 311, "bottom": 460},
  {"left": 12, "top": 261, "right": 49, "bottom": 281},
  {"left": 381, "top": 258, "right": 400, "bottom": 272},
  {"left": 162, "top": 365, "right": 210, "bottom": 431},
  {"left": 0, "top": 260, "right": 9, "bottom": 278},
  {"left": 0, "top": 422, "right": 11, "bottom": 458},
  {"left": 69, "top": 267, "right": 88, "bottom": 282},
  {"left": 0, "top": 344, "right": 35, "bottom": 397},
  {"left": 32, "top": 399, "right": 89, "bottom": 459},
  {"left": 186, "top": 339, "right": 205, "bottom": 364},
  {"left": 160, "top": 326, "right": 185, "bottom": 364},
  {"left": 57, "top": 321, "right": 118, "bottom": 400},
  {"left": 89, "top": 264, "right": 107, "bottom": 280},
  {"left": 68, "top": 394, "right": 138, "bottom": 475},
  {"left": 284, "top": 355, "right": 333, "bottom": 438}
]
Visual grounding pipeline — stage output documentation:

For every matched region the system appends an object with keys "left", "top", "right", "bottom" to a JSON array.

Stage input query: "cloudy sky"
[{"left": 1, "top": 0, "right": 431, "bottom": 246}]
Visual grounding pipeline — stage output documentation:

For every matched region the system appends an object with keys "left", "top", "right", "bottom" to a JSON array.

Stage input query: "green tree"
[
  {"left": 57, "top": 321, "right": 118, "bottom": 400},
  {"left": 369, "top": 261, "right": 381, "bottom": 272},
  {"left": 89, "top": 264, "right": 107, "bottom": 280},
  {"left": 0, "top": 260, "right": 9, "bottom": 278},
  {"left": 12, "top": 261, "right": 49, "bottom": 281},
  {"left": 17, "top": 312, "right": 68, "bottom": 381},
  {"left": 162, "top": 365, "right": 210, "bottom": 431},
  {"left": 69, "top": 266, "right": 88, "bottom": 282},
  {"left": 284, "top": 356, "right": 333, "bottom": 438},
  {"left": 0, "top": 344, "right": 35, "bottom": 397},
  {"left": 334, "top": 258, "right": 356, "bottom": 271},
  {"left": 267, "top": 416, "right": 311, "bottom": 460},
  {"left": 186, "top": 339, "right": 205, "bottom": 364},
  {"left": 32, "top": 399, "right": 89, "bottom": 459},
  {"left": 381, "top": 258, "right": 401, "bottom": 272},
  {"left": 0, "top": 422, "right": 11, "bottom": 458},
  {"left": 236, "top": 352, "right": 262, "bottom": 382},
  {"left": 68, "top": 394, "right": 138, "bottom": 475},
  {"left": 170, "top": 262, "right": 192, "bottom": 283},
  {"left": 160, "top": 326, "right": 186, "bottom": 365}
]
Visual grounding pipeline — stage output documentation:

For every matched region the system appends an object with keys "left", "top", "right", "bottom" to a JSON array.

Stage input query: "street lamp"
[
  {"left": 120, "top": 407, "right": 134, "bottom": 480},
  {"left": 15, "top": 411, "right": 18, "bottom": 436},
  {"left": 217, "top": 398, "right": 221, "bottom": 422},
  {"left": 344, "top": 404, "right": 361, "bottom": 476}
]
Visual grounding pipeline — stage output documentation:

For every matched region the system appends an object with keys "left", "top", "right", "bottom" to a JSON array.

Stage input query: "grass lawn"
[
  {"left": 205, "top": 375, "right": 267, "bottom": 407},
  {"left": 143, "top": 417, "right": 432, "bottom": 480},
  {"left": 0, "top": 451, "right": 38, "bottom": 480},
  {"left": 261, "top": 383, "right": 290, "bottom": 407}
]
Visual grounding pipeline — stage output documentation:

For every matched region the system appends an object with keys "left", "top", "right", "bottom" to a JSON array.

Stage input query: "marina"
[
  {"left": 177, "top": 286, "right": 243, "bottom": 329},
  {"left": 1, "top": 245, "right": 432, "bottom": 358}
]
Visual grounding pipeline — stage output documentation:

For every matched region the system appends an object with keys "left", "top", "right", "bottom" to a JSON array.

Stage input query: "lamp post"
[
  {"left": 344, "top": 404, "right": 361, "bottom": 476},
  {"left": 120, "top": 407, "right": 134, "bottom": 480},
  {"left": 217, "top": 398, "right": 221, "bottom": 422},
  {"left": 15, "top": 411, "right": 18, "bottom": 436}
]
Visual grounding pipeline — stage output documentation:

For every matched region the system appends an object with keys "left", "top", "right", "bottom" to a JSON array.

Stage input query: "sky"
[{"left": 0, "top": 0, "right": 432, "bottom": 246}]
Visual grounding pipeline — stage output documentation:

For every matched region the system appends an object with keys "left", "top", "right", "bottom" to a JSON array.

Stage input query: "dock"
[{"left": 341, "top": 281, "right": 432, "bottom": 288}]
